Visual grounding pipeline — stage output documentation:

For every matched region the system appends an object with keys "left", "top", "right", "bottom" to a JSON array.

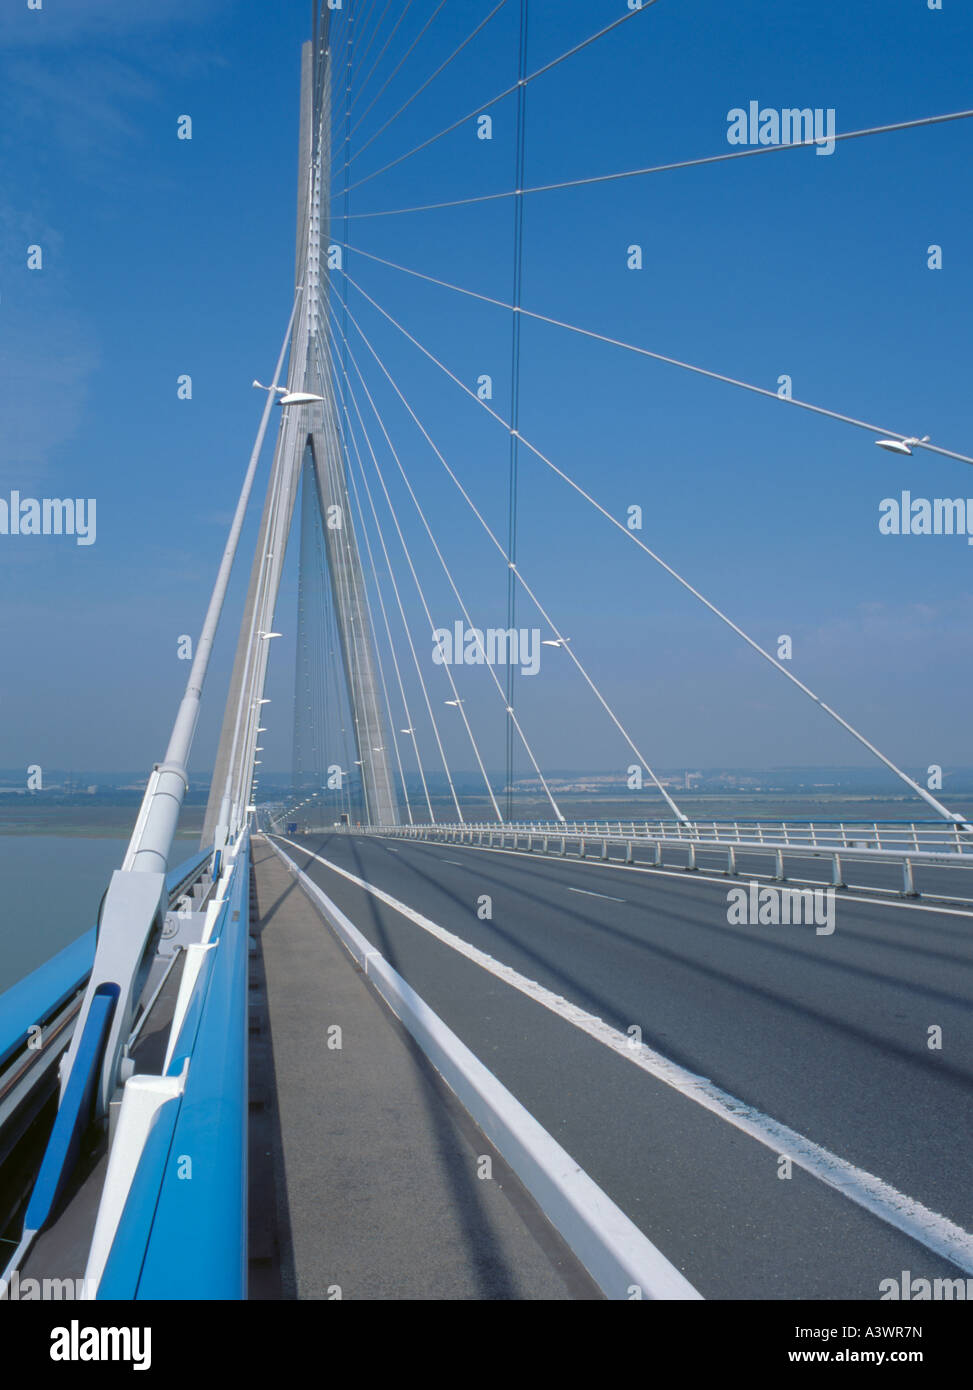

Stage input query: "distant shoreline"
[
  {"left": 0, "top": 805, "right": 206, "bottom": 838},
  {"left": 5, "top": 796, "right": 971, "bottom": 836}
]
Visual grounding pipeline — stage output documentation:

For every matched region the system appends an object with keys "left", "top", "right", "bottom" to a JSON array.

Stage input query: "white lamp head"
[{"left": 875, "top": 435, "right": 929, "bottom": 456}]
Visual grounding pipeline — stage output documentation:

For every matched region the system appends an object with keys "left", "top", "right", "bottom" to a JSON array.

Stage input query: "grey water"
[{"left": 0, "top": 838, "right": 129, "bottom": 995}]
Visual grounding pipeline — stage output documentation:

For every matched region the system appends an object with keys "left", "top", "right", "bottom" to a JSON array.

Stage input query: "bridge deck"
[
  {"left": 249, "top": 839, "right": 598, "bottom": 1300},
  {"left": 262, "top": 831, "right": 973, "bottom": 1299}
]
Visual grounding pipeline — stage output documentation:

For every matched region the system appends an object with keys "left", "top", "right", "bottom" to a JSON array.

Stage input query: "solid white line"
[
  {"left": 273, "top": 834, "right": 973, "bottom": 1275},
  {"left": 367, "top": 834, "right": 973, "bottom": 922},
  {"left": 265, "top": 837, "right": 700, "bottom": 1300},
  {"left": 567, "top": 886, "right": 626, "bottom": 902}
]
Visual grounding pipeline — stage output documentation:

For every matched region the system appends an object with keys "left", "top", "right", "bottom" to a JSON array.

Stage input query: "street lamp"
[
  {"left": 875, "top": 435, "right": 930, "bottom": 456},
  {"left": 253, "top": 380, "right": 324, "bottom": 408}
]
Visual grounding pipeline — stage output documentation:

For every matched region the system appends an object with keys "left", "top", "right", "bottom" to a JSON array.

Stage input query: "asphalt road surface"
[{"left": 268, "top": 831, "right": 973, "bottom": 1300}]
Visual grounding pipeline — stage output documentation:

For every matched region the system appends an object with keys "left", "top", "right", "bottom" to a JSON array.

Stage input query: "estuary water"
[{"left": 0, "top": 837, "right": 129, "bottom": 994}]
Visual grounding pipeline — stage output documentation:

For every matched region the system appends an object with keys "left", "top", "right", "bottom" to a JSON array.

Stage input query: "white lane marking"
[
  {"left": 267, "top": 837, "right": 700, "bottom": 1300},
  {"left": 440, "top": 858, "right": 466, "bottom": 866},
  {"left": 367, "top": 835, "right": 973, "bottom": 922},
  {"left": 274, "top": 835, "right": 973, "bottom": 1274},
  {"left": 567, "top": 886, "right": 626, "bottom": 903}
]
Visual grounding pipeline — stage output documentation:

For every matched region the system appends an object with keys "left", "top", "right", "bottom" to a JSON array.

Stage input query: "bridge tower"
[{"left": 203, "top": 26, "right": 399, "bottom": 839}]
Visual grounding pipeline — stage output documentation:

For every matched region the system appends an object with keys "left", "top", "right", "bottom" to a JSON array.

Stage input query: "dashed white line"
[{"left": 567, "top": 886, "right": 626, "bottom": 902}]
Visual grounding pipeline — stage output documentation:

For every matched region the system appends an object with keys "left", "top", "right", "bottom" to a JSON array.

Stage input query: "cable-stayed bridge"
[{"left": 3, "top": 2, "right": 973, "bottom": 1304}]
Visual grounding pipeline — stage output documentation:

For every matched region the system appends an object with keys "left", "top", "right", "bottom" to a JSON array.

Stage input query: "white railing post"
[{"left": 902, "top": 858, "right": 918, "bottom": 897}]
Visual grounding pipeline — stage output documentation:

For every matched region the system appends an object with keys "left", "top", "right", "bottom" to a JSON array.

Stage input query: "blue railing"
[
  {"left": 97, "top": 834, "right": 250, "bottom": 1299},
  {"left": 0, "top": 928, "right": 96, "bottom": 1073}
]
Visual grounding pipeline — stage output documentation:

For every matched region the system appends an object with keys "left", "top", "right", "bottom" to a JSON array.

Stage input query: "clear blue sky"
[{"left": 1, "top": 0, "right": 971, "bottom": 785}]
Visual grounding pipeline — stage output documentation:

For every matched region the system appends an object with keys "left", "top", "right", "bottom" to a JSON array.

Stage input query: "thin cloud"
[{"left": 0, "top": 0, "right": 229, "bottom": 46}]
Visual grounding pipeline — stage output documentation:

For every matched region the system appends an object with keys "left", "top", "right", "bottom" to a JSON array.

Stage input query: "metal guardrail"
[
  {"left": 332, "top": 819, "right": 973, "bottom": 902},
  {"left": 344, "top": 818, "right": 973, "bottom": 859}
]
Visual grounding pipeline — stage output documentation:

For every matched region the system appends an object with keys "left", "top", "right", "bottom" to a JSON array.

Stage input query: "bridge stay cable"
[
  {"left": 338, "top": 241, "right": 973, "bottom": 469},
  {"left": 317, "top": 321, "right": 502, "bottom": 823},
  {"left": 313, "top": 333, "right": 472, "bottom": 825},
  {"left": 346, "top": 0, "right": 388, "bottom": 90},
  {"left": 346, "top": 0, "right": 419, "bottom": 125},
  {"left": 505, "top": 0, "right": 529, "bottom": 820},
  {"left": 328, "top": 288, "right": 687, "bottom": 825},
  {"left": 314, "top": 333, "right": 418, "bottom": 824},
  {"left": 319, "top": 368, "right": 411, "bottom": 821},
  {"left": 349, "top": 0, "right": 510, "bottom": 167},
  {"left": 337, "top": 0, "right": 664, "bottom": 191},
  {"left": 348, "top": 0, "right": 438, "bottom": 128},
  {"left": 295, "top": 441, "right": 368, "bottom": 823},
  {"left": 313, "top": 473, "right": 359, "bottom": 822},
  {"left": 324, "top": 308, "right": 567, "bottom": 825},
  {"left": 340, "top": 431, "right": 419, "bottom": 826},
  {"left": 312, "top": 332, "right": 444, "bottom": 825},
  {"left": 293, "top": 460, "right": 360, "bottom": 821},
  {"left": 333, "top": 268, "right": 969, "bottom": 829},
  {"left": 313, "top": 359, "right": 384, "bottom": 823},
  {"left": 343, "top": 107, "right": 973, "bottom": 221}
]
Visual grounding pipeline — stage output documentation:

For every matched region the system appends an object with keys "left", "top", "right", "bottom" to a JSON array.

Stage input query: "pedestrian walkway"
[{"left": 248, "top": 837, "right": 598, "bottom": 1300}]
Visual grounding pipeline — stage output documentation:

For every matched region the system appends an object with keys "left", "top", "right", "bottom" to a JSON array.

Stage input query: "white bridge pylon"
[{"left": 203, "top": 34, "right": 399, "bottom": 841}]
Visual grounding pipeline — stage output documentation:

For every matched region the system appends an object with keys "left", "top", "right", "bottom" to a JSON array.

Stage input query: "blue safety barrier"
[
  {"left": 94, "top": 1095, "right": 182, "bottom": 1299},
  {"left": 96, "top": 836, "right": 251, "bottom": 1299},
  {"left": 0, "top": 929, "right": 96, "bottom": 1073}
]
